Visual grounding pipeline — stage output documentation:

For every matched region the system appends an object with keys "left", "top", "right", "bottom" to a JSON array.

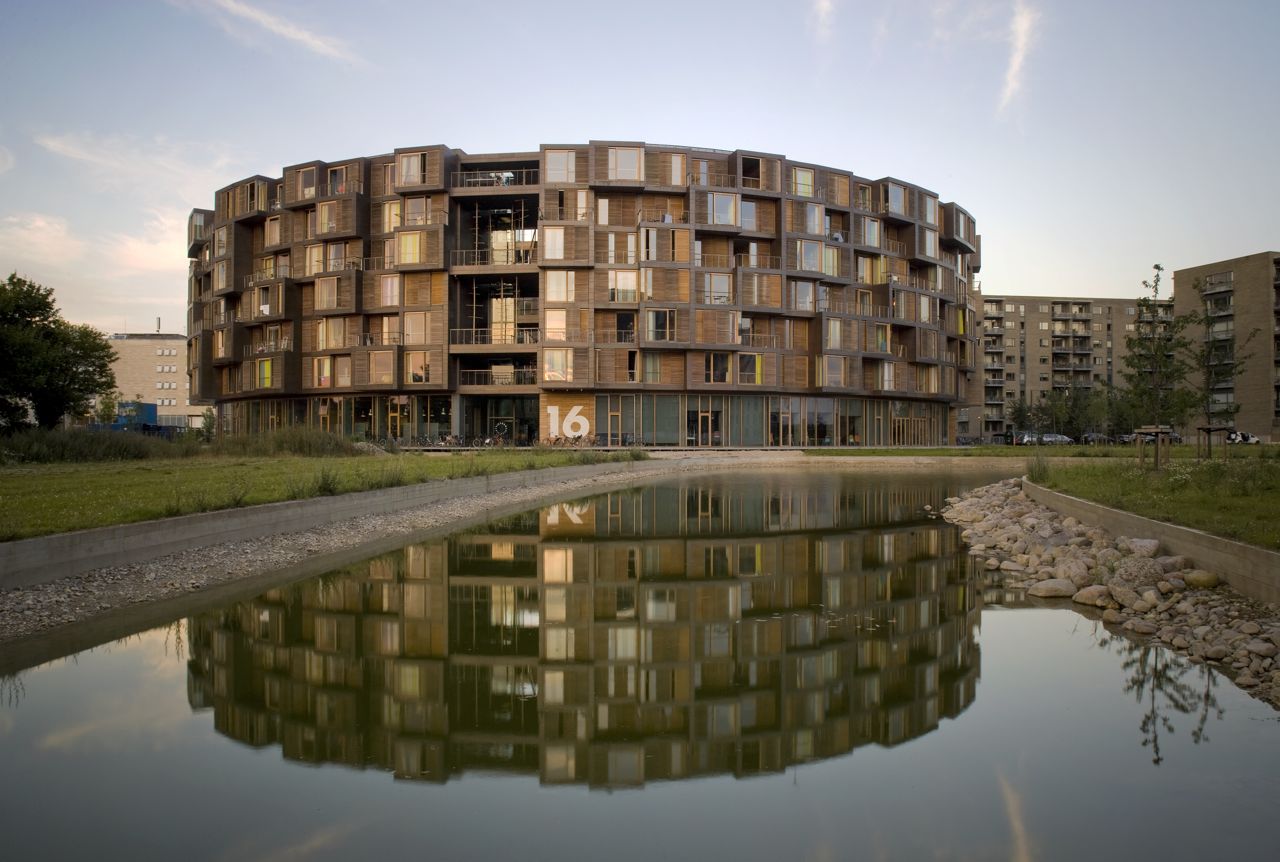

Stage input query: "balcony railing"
[
  {"left": 242, "top": 338, "right": 293, "bottom": 357},
  {"left": 884, "top": 239, "right": 906, "bottom": 255},
  {"left": 693, "top": 253, "right": 734, "bottom": 268},
  {"left": 516, "top": 298, "right": 539, "bottom": 316},
  {"left": 346, "top": 333, "right": 402, "bottom": 347},
  {"left": 451, "top": 248, "right": 536, "bottom": 266},
  {"left": 246, "top": 265, "right": 291, "bottom": 287},
  {"left": 539, "top": 207, "right": 593, "bottom": 222},
  {"left": 458, "top": 368, "right": 538, "bottom": 386},
  {"left": 735, "top": 253, "right": 782, "bottom": 269},
  {"left": 594, "top": 329, "right": 637, "bottom": 344},
  {"left": 364, "top": 255, "right": 395, "bottom": 270},
  {"left": 636, "top": 207, "right": 688, "bottom": 224},
  {"left": 689, "top": 171, "right": 736, "bottom": 187},
  {"left": 323, "top": 179, "right": 364, "bottom": 196},
  {"left": 402, "top": 211, "right": 449, "bottom": 226},
  {"left": 449, "top": 328, "right": 541, "bottom": 346},
  {"left": 452, "top": 168, "right": 539, "bottom": 188}
]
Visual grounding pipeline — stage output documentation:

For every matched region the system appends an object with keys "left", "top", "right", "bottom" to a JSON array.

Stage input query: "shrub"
[{"left": 1026, "top": 453, "right": 1050, "bottom": 484}]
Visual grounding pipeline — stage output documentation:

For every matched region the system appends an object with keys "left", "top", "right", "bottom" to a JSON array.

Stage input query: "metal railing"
[
  {"left": 540, "top": 206, "right": 593, "bottom": 222},
  {"left": 516, "top": 298, "right": 539, "bottom": 316},
  {"left": 451, "top": 248, "right": 536, "bottom": 266},
  {"left": 323, "top": 179, "right": 364, "bottom": 196},
  {"left": 452, "top": 168, "right": 539, "bottom": 188},
  {"left": 345, "top": 333, "right": 402, "bottom": 347},
  {"left": 402, "top": 211, "right": 448, "bottom": 226},
  {"left": 884, "top": 239, "right": 906, "bottom": 255},
  {"left": 689, "top": 171, "right": 736, "bottom": 187},
  {"left": 694, "top": 253, "right": 734, "bottom": 268},
  {"left": 246, "top": 265, "right": 291, "bottom": 287},
  {"left": 594, "top": 329, "right": 638, "bottom": 344},
  {"left": 449, "top": 328, "right": 541, "bottom": 346},
  {"left": 735, "top": 253, "right": 782, "bottom": 269},
  {"left": 458, "top": 368, "right": 538, "bottom": 386},
  {"left": 636, "top": 207, "right": 688, "bottom": 224},
  {"left": 242, "top": 338, "right": 293, "bottom": 357}
]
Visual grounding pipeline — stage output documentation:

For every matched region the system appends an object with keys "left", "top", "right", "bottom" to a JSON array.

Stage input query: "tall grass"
[{"left": 0, "top": 426, "right": 358, "bottom": 463}]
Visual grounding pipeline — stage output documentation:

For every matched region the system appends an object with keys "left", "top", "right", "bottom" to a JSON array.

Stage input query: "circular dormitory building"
[{"left": 186, "top": 141, "right": 980, "bottom": 447}]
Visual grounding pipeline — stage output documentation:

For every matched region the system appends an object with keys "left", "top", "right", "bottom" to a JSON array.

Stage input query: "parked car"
[
  {"left": 1127, "top": 431, "right": 1182, "bottom": 444},
  {"left": 1040, "top": 433, "right": 1074, "bottom": 445},
  {"left": 1227, "top": 431, "right": 1262, "bottom": 444},
  {"left": 1081, "top": 432, "right": 1115, "bottom": 445}
]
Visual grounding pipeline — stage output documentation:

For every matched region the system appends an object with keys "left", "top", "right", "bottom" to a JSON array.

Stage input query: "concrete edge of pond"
[{"left": 1023, "top": 479, "right": 1280, "bottom": 605}]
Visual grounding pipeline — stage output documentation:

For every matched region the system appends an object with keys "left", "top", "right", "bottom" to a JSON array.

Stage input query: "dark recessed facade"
[{"left": 185, "top": 141, "right": 980, "bottom": 446}]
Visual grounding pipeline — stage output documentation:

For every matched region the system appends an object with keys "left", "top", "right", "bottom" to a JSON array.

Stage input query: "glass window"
[
  {"left": 647, "top": 309, "right": 675, "bottom": 341},
  {"left": 596, "top": 198, "right": 609, "bottom": 226},
  {"left": 823, "top": 355, "right": 843, "bottom": 386},
  {"left": 670, "top": 153, "right": 685, "bottom": 186},
  {"left": 544, "top": 348, "right": 573, "bottom": 382},
  {"left": 404, "top": 197, "right": 426, "bottom": 226},
  {"left": 791, "top": 281, "right": 814, "bottom": 311},
  {"left": 265, "top": 217, "right": 280, "bottom": 246},
  {"left": 326, "top": 242, "right": 345, "bottom": 271},
  {"left": 608, "top": 147, "right": 642, "bottom": 181},
  {"left": 738, "top": 353, "right": 762, "bottom": 385},
  {"left": 545, "top": 309, "right": 567, "bottom": 341},
  {"left": 826, "top": 318, "right": 841, "bottom": 349},
  {"left": 298, "top": 168, "right": 315, "bottom": 200},
  {"left": 609, "top": 270, "right": 638, "bottom": 302},
  {"left": 792, "top": 167, "right": 815, "bottom": 197},
  {"left": 805, "top": 203, "right": 823, "bottom": 235},
  {"left": 382, "top": 201, "right": 401, "bottom": 232},
  {"left": 370, "top": 351, "right": 394, "bottom": 384},
  {"left": 315, "top": 277, "right": 337, "bottom": 310},
  {"left": 318, "top": 201, "right": 336, "bottom": 233},
  {"left": 863, "top": 219, "right": 880, "bottom": 247},
  {"left": 398, "top": 231, "right": 423, "bottom": 264},
  {"left": 741, "top": 200, "right": 757, "bottom": 231},
  {"left": 404, "top": 351, "right": 429, "bottom": 384},
  {"left": 214, "top": 260, "right": 227, "bottom": 292},
  {"left": 704, "top": 352, "right": 729, "bottom": 383},
  {"left": 642, "top": 353, "right": 661, "bottom": 383},
  {"left": 379, "top": 274, "right": 400, "bottom": 306},
  {"left": 797, "top": 240, "right": 822, "bottom": 272},
  {"left": 403, "top": 312, "right": 426, "bottom": 345},
  {"left": 923, "top": 229, "right": 938, "bottom": 258},
  {"left": 709, "top": 193, "right": 737, "bottom": 226},
  {"left": 875, "top": 324, "right": 890, "bottom": 352},
  {"left": 546, "top": 150, "right": 574, "bottom": 183},
  {"left": 546, "top": 270, "right": 574, "bottom": 302},
  {"left": 256, "top": 358, "right": 272, "bottom": 388},
  {"left": 703, "top": 273, "right": 731, "bottom": 304},
  {"left": 924, "top": 196, "right": 938, "bottom": 225},
  {"left": 886, "top": 183, "right": 905, "bottom": 215},
  {"left": 335, "top": 356, "right": 351, "bottom": 387},
  {"left": 313, "top": 356, "right": 331, "bottom": 387},
  {"left": 398, "top": 153, "right": 424, "bottom": 185},
  {"left": 544, "top": 227, "right": 564, "bottom": 260}
]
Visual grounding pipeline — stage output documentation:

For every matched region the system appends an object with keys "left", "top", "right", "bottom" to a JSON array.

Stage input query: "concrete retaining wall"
[
  {"left": 0, "top": 460, "right": 656, "bottom": 591},
  {"left": 1023, "top": 480, "right": 1280, "bottom": 604}
]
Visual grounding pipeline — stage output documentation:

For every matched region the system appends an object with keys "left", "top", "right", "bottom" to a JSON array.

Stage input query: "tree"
[
  {"left": 1006, "top": 394, "right": 1032, "bottom": 436},
  {"left": 0, "top": 273, "right": 116, "bottom": 430},
  {"left": 1118, "top": 265, "right": 1197, "bottom": 430},
  {"left": 201, "top": 407, "right": 217, "bottom": 442},
  {"left": 95, "top": 389, "right": 122, "bottom": 425}
]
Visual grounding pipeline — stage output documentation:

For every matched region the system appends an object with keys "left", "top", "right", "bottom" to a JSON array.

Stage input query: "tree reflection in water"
[{"left": 1093, "top": 626, "right": 1224, "bottom": 765}]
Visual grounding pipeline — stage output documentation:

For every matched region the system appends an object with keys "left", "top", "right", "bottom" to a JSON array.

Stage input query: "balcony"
[
  {"left": 319, "top": 178, "right": 363, "bottom": 198},
  {"left": 451, "top": 168, "right": 539, "bottom": 190},
  {"left": 593, "top": 329, "right": 637, "bottom": 344},
  {"left": 451, "top": 248, "right": 536, "bottom": 267},
  {"left": 345, "top": 333, "right": 401, "bottom": 347},
  {"left": 245, "top": 264, "right": 291, "bottom": 288},
  {"left": 735, "top": 253, "right": 782, "bottom": 270},
  {"left": 540, "top": 206, "right": 594, "bottom": 223},
  {"left": 636, "top": 207, "right": 689, "bottom": 225},
  {"left": 242, "top": 338, "right": 294, "bottom": 358},
  {"left": 693, "top": 252, "right": 734, "bottom": 269},
  {"left": 449, "top": 328, "right": 541, "bottom": 346},
  {"left": 689, "top": 170, "right": 737, "bottom": 188},
  {"left": 458, "top": 368, "right": 538, "bottom": 386}
]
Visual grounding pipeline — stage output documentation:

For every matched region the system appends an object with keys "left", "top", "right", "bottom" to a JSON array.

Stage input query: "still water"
[{"left": 2, "top": 471, "right": 1278, "bottom": 861}]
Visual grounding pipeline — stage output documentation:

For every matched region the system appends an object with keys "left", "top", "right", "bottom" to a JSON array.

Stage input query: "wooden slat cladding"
[
  {"left": 694, "top": 309, "right": 738, "bottom": 345},
  {"left": 542, "top": 224, "right": 591, "bottom": 264},
  {"left": 825, "top": 174, "right": 850, "bottom": 208},
  {"left": 644, "top": 267, "right": 690, "bottom": 303},
  {"left": 403, "top": 272, "right": 447, "bottom": 306},
  {"left": 643, "top": 151, "right": 688, "bottom": 187},
  {"left": 740, "top": 273, "right": 781, "bottom": 308},
  {"left": 744, "top": 198, "right": 777, "bottom": 233}
]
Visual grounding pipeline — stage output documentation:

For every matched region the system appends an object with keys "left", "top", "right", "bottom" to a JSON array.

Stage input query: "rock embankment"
[{"left": 944, "top": 478, "right": 1280, "bottom": 708}]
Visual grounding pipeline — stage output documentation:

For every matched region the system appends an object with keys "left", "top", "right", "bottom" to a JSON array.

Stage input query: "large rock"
[
  {"left": 1183, "top": 570, "right": 1221, "bottom": 589},
  {"left": 1096, "top": 548, "right": 1122, "bottom": 568},
  {"left": 1073, "top": 585, "right": 1111, "bottom": 606},
  {"left": 1156, "top": 555, "right": 1190, "bottom": 572},
  {"left": 1127, "top": 620, "right": 1159, "bottom": 635},
  {"left": 1055, "top": 559, "right": 1092, "bottom": 588},
  {"left": 1028, "top": 578, "right": 1077, "bottom": 598},
  {"left": 1245, "top": 640, "right": 1278, "bottom": 658},
  {"left": 1112, "top": 557, "right": 1166, "bottom": 588},
  {"left": 1128, "top": 538, "right": 1160, "bottom": 558},
  {"left": 1110, "top": 585, "right": 1141, "bottom": 609}
]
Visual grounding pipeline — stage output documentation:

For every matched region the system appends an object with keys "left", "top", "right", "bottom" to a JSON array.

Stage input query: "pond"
[{"left": 1, "top": 471, "right": 1277, "bottom": 861}]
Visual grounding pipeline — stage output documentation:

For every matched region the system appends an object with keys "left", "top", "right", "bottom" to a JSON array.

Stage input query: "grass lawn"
[
  {"left": 0, "top": 449, "right": 640, "bottom": 541},
  {"left": 806, "top": 445, "right": 1188, "bottom": 458},
  {"left": 1039, "top": 456, "right": 1280, "bottom": 551}
]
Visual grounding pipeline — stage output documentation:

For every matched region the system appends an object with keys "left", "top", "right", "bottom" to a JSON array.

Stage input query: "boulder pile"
[{"left": 943, "top": 477, "right": 1280, "bottom": 707}]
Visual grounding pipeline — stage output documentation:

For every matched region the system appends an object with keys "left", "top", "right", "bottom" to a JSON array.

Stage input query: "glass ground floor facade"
[{"left": 221, "top": 392, "right": 952, "bottom": 447}]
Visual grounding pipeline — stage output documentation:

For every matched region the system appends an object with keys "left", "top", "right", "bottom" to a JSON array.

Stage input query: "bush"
[
  {"left": 1026, "top": 452, "right": 1050, "bottom": 484},
  {"left": 0, "top": 427, "right": 175, "bottom": 463}
]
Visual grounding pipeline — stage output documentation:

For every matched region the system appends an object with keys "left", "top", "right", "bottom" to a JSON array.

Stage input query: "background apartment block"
[
  {"left": 105, "top": 332, "right": 203, "bottom": 427},
  {"left": 970, "top": 295, "right": 1146, "bottom": 441},
  {"left": 1174, "top": 252, "right": 1280, "bottom": 442},
  {"left": 186, "top": 141, "right": 980, "bottom": 447}
]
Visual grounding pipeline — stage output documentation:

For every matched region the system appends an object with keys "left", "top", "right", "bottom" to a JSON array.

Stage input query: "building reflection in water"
[{"left": 186, "top": 475, "right": 982, "bottom": 789}]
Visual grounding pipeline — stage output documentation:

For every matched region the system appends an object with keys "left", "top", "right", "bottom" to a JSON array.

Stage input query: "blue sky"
[{"left": 0, "top": 0, "right": 1276, "bottom": 333}]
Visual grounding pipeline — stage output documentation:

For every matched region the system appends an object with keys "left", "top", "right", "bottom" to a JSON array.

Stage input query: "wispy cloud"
[
  {"left": 174, "top": 0, "right": 357, "bottom": 64},
  {"left": 0, "top": 144, "right": 14, "bottom": 176},
  {"left": 0, "top": 213, "right": 86, "bottom": 265},
  {"left": 810, "top": 0, "right": 837, "bottom": 44},
  {"left": 999, "top": 0, "right": 1038, "bottom": 112}
]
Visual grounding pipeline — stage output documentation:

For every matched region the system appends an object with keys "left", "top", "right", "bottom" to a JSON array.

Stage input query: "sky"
[{"left": 0, "top": 0, "right": 1276, "bottom": 334}]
